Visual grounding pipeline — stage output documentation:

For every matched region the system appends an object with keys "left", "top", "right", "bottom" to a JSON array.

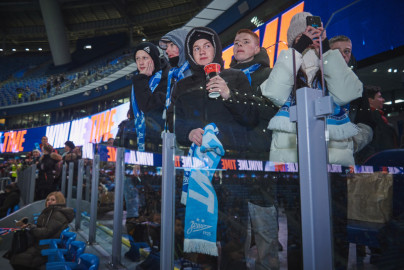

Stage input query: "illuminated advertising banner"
[{"left": 0, "top": 102, "right": 129, "bottom": 153}]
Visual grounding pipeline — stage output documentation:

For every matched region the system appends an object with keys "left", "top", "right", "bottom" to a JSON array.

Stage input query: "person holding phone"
[{"left": 261, "top": 12, "right": 363, "bottom": 270}]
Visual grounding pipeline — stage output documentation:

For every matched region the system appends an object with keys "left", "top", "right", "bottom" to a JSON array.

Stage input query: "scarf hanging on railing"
[
  {"left": 183, "top": 123, "right": 224, "bottom": 256},
  {"left": 241, "top": 63, "right": 260, "bottom": 85},
  {"left": 131, "top": 71, "right": 162, "bottom": 151}
]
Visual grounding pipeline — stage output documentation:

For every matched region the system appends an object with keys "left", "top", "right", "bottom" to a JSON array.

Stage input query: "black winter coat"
[
  {"left": 170, "top": 27, "right": 259, "bottom": 154},
  {"left": 230, "top": 47, "right": 277, "bottom": 156},
  {"left": 10, "top": 204, "right": 74, "bottom": 268},
  {"left": 125, "top": 58, "right": 170, "bottom": 150},
  {"left": 37, "top": 153, "right": 62, "bottom": 184}
]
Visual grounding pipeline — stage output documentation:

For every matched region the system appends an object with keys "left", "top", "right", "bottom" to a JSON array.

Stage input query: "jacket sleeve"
[
  {"left": 223, "top": 70, "right": 259, "bottom": 127},
  {"left": 132, "top": 73, "right": 167, "bottom": 113},
  {"left": 323, "top": 49, "right": 363, "bottom": 106},
  {"left": 31, "top": 211, "right": 68, "bottom": 240},
  {"left": 261, "top": 49, "right": 303, "bottom": 107},
  {"left": 352, "top": 123, "right": 373, "bottom": 152}
]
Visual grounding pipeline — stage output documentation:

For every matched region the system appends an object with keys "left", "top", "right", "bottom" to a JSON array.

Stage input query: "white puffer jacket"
[{"left": 261, "top": 48, "right": 364, "bottom": 166}]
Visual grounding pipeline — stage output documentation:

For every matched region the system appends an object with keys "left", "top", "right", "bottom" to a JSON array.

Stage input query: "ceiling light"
[
  {"left": 25, "top": 48, "right": 29, "bottom": 51},
  {"left": 394, "top": 69, "right": 397, "bottom": 73},
  {"left": 84, "top": 45, "right": 92, "bottom": 50},
  {"left": 0, "top": 49, "right": 3, "bottom": 51},
  {"left": 372, "top": 68, "right": 377, "bottom": 72},
  {"left": 38, "top": 48, "right": 42, "bottom": 51},
  {"left": 388, "top": 68, "right": 392, "bottom": 72},
  {"left": 12, "top": 48, "right": 16, "bottom": 51},
  {"left": 251, "top": 16, "right": 264, "bottom": 27},
  {"left": 142, "top": 38, "right": 146, "bottom": 41},
  {"left": 384, "top": 99, "right": 404, "bottom": 105}
]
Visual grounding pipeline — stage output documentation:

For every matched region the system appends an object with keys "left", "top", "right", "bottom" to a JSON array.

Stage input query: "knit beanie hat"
[
  {"left": 64, "top": 141, "right": 75, "bottom": 150},
  {"left": 133, "top": 42, "right": 161, "bottom": 71},
  {"left": 188, "top": 31, "right": 214, "bottom": 51},
  {"left": 287, "top": 12, "right": 313, "bottom": 47}
]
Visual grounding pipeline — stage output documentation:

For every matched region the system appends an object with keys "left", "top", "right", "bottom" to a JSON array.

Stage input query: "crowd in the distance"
[{"left": 0, "top": 49, "right": 134, "bottom": 106}]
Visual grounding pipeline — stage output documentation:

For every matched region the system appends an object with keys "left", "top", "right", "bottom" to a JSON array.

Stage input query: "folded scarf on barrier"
[{"left": 183, "top": 123, "right": 224, "bottom": 256}]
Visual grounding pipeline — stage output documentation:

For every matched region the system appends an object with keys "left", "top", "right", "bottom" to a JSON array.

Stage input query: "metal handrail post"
[
  {"left": 28, "top": 165, "right": 36, "bottom": 204},
  {"left": 61, "top": 164, "right": 67, "bottom": 195},
  {"left": 110, "top": 147, "right": 125, "bottom": 268},
  {"left": 85, "top": 165, "right": 91, "bottom": 201},
  {"left": 75, "top": 159, "right": 84, "bottom": 230},
  {"left": 67, "top": 162, "right": 74, "bottom": 207},
  {"left": 290, "top": 87, "right": 334, "bottom": 269},
  {"left": 88, "top": 154, "right": 100, "bottom": 244},
  {"left": 160, "top": 133, "right": 176, "bottom": 270}
]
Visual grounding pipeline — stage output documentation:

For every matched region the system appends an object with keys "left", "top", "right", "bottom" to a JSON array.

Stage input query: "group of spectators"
[
  {"left": 120, "top": 10, "right": 402, "bottom": 270},
  {"left": 1, "top": 10, "right": 402, "bottom": 270}
]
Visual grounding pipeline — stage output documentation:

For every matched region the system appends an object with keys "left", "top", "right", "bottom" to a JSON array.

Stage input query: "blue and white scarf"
[
  {"left": 183, "top": 123, "right": 224, "bottom": 256},
  {"left": 163, "top": 61, "right": 190, "bottom": 120},
  {"left": 131, "top": 71, "right": 162, "bottom": 151},
  {"left": 241, "top": 63, "right": 260, "bottom": 85},
  {"left": 273, "top": 75, "right": 358, "bottom": 140}
]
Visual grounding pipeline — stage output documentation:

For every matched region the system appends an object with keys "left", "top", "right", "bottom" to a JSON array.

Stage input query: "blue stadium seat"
[
  {"left": 46, "top": 253, "right": 100, "bottom": 270},
  {"left": 40, "top": 230, "right": 76, "bottom": 249},
  {"left": 42, "top": 240, "right": 86, "bottom": 265}
]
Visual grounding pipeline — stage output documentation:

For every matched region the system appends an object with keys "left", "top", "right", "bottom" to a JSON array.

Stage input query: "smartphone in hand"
[{"left": 306, "top": 16, "right": 322, "bottom": 28}]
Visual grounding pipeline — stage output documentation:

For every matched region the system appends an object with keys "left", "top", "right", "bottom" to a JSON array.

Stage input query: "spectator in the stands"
[
  {"left": 260, "top": 12, "right": 363, "bottom": 270},
  {"left": 32, "top": 149, "right": 41, "bottom": 164},
  {"left": 230, "top": 28, "right": 276, "bottom": 157},
  {"left": 170, "top": 26, "right": 259, "bottom": 153},
  {"left": 63, "top": 140, "right": 81, "bottom": 187},
  {"left": 355, "top": 87, "right": 399, "bottom": 163},
  {"left": 130, "top": 42, "right": 169, "bottom": 151},
  {"left": 9, "top": 191, "right": 74, "bottom": 270},
  {"left": 35, "top": 143, "right": 62, "bottom": 200},
  {"left": 329, "top": 35, "right": 376, "bottom": 158},
  {"left": 230, "top": 28, "right": 280, "bottom": 269},
  {"left": 159, "top": 28, "right": 192, "bottom": 131},
  {"left": 39, "top": 136, "right": 49, "bottom": 153},
  {"left": 0, "top": 183, "right": 20, "bottom": 218}
]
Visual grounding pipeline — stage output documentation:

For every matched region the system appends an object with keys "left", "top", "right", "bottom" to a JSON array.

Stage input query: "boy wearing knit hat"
[
  {"left": 130, "top": 42, "right": 169, "bottom": 151},
  {"left": 261, "top": 11, "right": 364, "bottom": 270}
]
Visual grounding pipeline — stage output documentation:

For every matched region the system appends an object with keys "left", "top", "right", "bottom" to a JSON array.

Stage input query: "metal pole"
[
  {"left": 110, "top": 147, "right": 125, "bottom": 268},
  {"left": 85, "top": 165, "right": 91, "bottom": 201},
  {"left": 160, "top": 133, "right": 176, "bottom": 270},
  {"left": 75, "top": 159, "right": 84, "bottom": 230},
  {"left": 290, "top": 87, "right": 334, "bottom": 270},
  {"left": 61, "top": 164, "right": 67, "bottom": 195},
  {"left": 88, "top": 154, "right": 100, "bottom": 244},
  {"left": 29, "top": 165, "right": 36, "bottom": 204},
  {"left": 67, "top": 162, "right": 74, "bottom": 207}
]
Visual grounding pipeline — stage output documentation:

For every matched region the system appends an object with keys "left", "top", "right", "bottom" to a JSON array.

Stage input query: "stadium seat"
[
  {"left": 42, "top": 240, "right": 86, "bottom": 265},
  {"left": 46, "top": 253, "right": 100, "bottom": 270},
  {"left": 40, "top": 230, "right": 76, "bottom": 249}
]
